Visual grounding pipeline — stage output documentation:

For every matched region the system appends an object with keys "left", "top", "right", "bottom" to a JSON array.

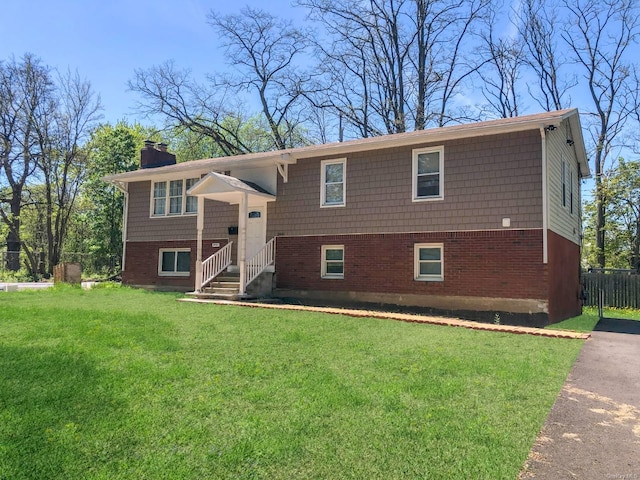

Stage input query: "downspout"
[
  {"left": 121, "top": 183, "right": 130, "bottom": 272},
  {"left": 540, "top": 127, "right": 548, "bottom": 264}
]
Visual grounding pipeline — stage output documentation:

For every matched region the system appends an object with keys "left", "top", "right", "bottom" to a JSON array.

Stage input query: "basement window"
[
  {"left": 158, "top": 248, "right": 191, "bottom": 276},
  {"left": 414, "top": 244, "right": 443, "bottom": 281},
  {"left": 321, "top": 245, "right": 344, "bottom": 279}
]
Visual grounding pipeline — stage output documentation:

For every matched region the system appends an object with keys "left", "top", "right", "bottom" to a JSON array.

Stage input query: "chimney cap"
[
  {"left": 157, "top": 142, "right": 168, "bottom": 152},
  {"left": 144, "top": 139, "right": 155, "bottom": 148}
]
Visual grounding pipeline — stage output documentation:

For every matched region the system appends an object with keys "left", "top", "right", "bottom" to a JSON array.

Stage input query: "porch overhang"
[{"left": 187, "top": 172, "right": 276, "bottom": 205}]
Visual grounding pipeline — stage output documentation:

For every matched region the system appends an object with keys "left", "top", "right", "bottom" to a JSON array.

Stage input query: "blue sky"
[{"left": 1, "top": 0, "right": 298, "bottom": 124}]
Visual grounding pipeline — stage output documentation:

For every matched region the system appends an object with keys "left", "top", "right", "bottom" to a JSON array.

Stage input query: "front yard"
[{"left": 0, "top": 286, "right": 583, "bottom": 479}]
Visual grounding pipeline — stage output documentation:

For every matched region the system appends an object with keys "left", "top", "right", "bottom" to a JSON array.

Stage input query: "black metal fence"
[{"left": 582, "top": 270, "right": 640, "bottom": 309}]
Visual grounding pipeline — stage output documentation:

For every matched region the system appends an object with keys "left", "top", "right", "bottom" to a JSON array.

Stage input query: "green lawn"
[
  {"left": 547, "top": 306, "right": 640, "bottom": 332},
  {"left": 0, "top": 286, "right": 583, "bottom": 479}
]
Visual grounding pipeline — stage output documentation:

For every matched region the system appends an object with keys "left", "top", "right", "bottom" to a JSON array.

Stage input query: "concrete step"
[{"left": 185, "top": 291, "right": 254, "bottom": 301}]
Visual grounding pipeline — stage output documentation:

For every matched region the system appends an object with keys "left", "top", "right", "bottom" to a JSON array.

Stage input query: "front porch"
[{"left": 187, "top": 172, "right": 277, "bottom": 298}]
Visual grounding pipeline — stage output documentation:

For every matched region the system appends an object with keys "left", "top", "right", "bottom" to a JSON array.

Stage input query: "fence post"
[{"left": 598, "top": 289, "right": 604, "bottom": 320}]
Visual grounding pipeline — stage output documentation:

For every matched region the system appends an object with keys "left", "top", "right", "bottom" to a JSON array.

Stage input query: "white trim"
[
  {"left": 150, "top": 177, "right": 199, "bottom": 218},
  {"left": 105, "top": 109, "right": 589, "bottom": 185},
  {"left": 412, "top": 146, "right": 444, "bottom": 202},
  {"left": 540, "top": 128, "right": 548, "bottom": 264},
  {"left": 320, "top": 158, "right": 346, "bottom": 207},
  {"left": 414, "top": 243, "right": 444, "bottom": 281},
  {"left": 158, "top": 248, "right": 191, "bottom": 277},
  {"left": 321, "top": 245, "right": 345, "bottom": 279}
]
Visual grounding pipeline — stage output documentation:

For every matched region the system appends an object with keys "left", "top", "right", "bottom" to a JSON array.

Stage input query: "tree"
[
  {"left": 82, "top": 121, "right": 141, "bottom": 275},
  {"left": 299, "top": 0, "right": 490, "bottom": 137},
  {"left": 0, "top": 54, "right": 54, "bottom": 271},
  {"left": 130, "top": 8, "right": 310, "bottom": 155},
  {"left": 478, "top": 7, "right": 525, "bottom": 118},
  {"left": 562, "top": 0, "right": 640, "bottom": 267},
  {"left": 605, "top": 159, "right": 640, "bottom": 270},
  {"left": 35, "top": 69, "right": 102, "bottom": 272},
  {"left": 516, "top": 0, "right": 575, "bottom": 112}
]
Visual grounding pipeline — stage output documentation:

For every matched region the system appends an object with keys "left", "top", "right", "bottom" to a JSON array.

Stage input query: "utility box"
[{"left": 53, "top": 263, "right": 82, "bottom": 284}]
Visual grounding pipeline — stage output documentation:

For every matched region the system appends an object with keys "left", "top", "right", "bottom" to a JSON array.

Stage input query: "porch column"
[
  {"left": 195, "top": 196, "right": 204, "bottom": 292},
  {"left": 238, "top": 192, "right": 248, "bottom": 296}
]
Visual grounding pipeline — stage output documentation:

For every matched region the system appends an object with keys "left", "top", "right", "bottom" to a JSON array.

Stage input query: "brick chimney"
[{"left": 140, "top": 141, "right": 177, "bottom": 169}]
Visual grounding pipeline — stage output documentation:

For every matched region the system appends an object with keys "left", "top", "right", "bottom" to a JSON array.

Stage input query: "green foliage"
[
  {"left": 75, "top": 121, "right": 149, "bottom": 275},
  {"left": 0, "top": 288, "right": 583, "bottom": 479},
  {"left": 583, "top": 158, "right": 640, "bottom": 269}
]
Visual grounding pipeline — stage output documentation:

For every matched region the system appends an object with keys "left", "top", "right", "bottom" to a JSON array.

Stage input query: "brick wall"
[
  {"left": 123, "top": 239, "right": 229, "bottom": 289},
  {"left": 275, "top": 229, "right": 547, "bottom": 300},
  {"left": 547, "top": 230, "right": 582, "bottom": 321}
]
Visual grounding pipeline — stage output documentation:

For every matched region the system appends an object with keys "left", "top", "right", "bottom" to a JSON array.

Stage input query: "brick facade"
[
  {"left": 275, "top": 229, "right": 547, "bottom": 300},
  {"left": 123, "top": 239, "right": 229, "bottom": 290},
  {"left": 547, "top": 230, "right": 582, "bottom": 321}
]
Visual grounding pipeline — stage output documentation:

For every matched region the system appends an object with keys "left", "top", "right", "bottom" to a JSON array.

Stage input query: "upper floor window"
[
  {"left": 321, "top": 158, "right": 346, "bottom": 207},
  {"left": 412, "top": 146, "right": 444, "bottom": 201},
  {"left": 152, "top": 178, "right": 199, "bottom": 217}
]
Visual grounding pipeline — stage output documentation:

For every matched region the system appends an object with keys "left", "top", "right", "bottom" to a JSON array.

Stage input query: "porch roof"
[{"left": 187, "top": 172, "right": 275, "bottom": 205}]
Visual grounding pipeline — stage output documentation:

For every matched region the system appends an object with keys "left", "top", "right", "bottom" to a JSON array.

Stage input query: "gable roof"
[
  {"left": 186, "top": 172, "right": 275, "bottom": 205},
  {"left": 104, "top": 108, "right": 590, "bottom": 184}
]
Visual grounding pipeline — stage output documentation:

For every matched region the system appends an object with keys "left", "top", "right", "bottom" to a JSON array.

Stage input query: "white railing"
[
  {"left": 245, "top": 238, "right": 275, "bottom": 287},
  {"left": 201, "top": 241, "right": 233, "bottom": 289}
]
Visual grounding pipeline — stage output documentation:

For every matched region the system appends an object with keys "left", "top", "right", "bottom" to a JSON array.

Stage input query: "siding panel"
[
  {"left": 268, "top": 131, "right": 543, "bottom": 237},
  {"left": 546, "top": 121, "right": 582, "bottom": 244}
]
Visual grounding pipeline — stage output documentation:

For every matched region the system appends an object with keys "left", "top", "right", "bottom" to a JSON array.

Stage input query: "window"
[
  {"left": 414, "top": 244, "right": 443, "bottom": 281},
  {"left": 321, "top": 159, "right": 346, "bottom": 207},
  {"left": 158, "top": 249, "right": 191, "bottom": 276},
  {"left": 561, "top": 158, "right": 567, "bottom": 207},
  {"left": 321, "top": 245, "right": 344, "bottom": 279},
  {"left": 569, "top": 169, "right": 574, "bottom": 214},
  {"left": 151, "top": 178, "right": 199, "bottom": 217},
  {"left": 413, "top": 146, "right": 443, "bottom": 201}
]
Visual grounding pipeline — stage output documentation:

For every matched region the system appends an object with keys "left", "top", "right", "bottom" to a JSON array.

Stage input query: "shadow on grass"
[
  {"left": 594, "top": 317, "right": 640, "bottom": 335},
  {"left": 0, "top": 345, "right": 129, "bottom": 479}
]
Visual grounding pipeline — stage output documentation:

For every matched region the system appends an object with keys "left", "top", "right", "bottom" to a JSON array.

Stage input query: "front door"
[{"left": 245, "top": 206, "right": 266, "bottom": 259}]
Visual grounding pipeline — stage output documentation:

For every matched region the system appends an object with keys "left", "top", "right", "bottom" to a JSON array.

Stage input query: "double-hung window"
[
  {"left": 158, "top": 248, "right": 191, "bottom": 276},
  {"left": 152, "top": 178, "right": 199, "bottom": 217},
  {"left": 412, "top": 146, "right": 443, "bottom": 201},
  {"left": 321, "top": 245, "right": 344, "bottom": 279},
  {"left": 414, "top": 244, "right": 444, "bottom": 281},
  {"left": 321, "top": 159, "right": 346, "bottom": 207}
]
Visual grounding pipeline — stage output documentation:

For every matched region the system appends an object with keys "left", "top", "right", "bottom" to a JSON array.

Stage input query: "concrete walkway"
[{"left": 520, "top": 318, "right": 640, "bottom": 479}]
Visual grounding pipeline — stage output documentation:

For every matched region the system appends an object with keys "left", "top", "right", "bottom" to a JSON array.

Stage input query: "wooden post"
[
  {"left": 238, "top": 192, "right": 248, "bottom": 296},
  {"left": 195, "top": 196, "right": 204, "bottom": 292}
]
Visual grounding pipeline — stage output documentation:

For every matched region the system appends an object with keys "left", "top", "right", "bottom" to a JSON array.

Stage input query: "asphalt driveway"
[{"left": 521, "top": 318, "right": 640, "bottom": 479}]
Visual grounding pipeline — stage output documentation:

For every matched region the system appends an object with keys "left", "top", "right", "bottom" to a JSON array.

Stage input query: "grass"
[
  {"left": 0, "top": 286, "right": 583, "bottom": 479},
  {"left": 547, "top": 306, "right": 640, "bottom": 332}
]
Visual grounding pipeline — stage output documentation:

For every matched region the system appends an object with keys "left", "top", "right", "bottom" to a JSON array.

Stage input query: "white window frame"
[
  {"left": 569, "top": 168, "right": 574, "bottom": 214},
  {"left": 412, "top": 146, "right": 444, "bottom": 202},
  {"left": 321, "top": 245, "right": 344, "bottom": 279},
  {"left": 150, "top": 177, "right": 200, "bottom": 217},
  {"left": 158, "top": 248, "right": 191, "bottom": 277},
  {"left": 320, "top": 158, "right": 346, "bottom": 207},
  {"left": 561, "top": 157, "right": 567, "bottom": 208},
  {"left": 414, "top": 243, "right": 444, "bottom": 282}
]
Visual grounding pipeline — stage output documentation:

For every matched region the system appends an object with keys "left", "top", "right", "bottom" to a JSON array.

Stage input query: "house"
[{"left": 104, "top": 109, "right": 590, "bottom": 326}]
